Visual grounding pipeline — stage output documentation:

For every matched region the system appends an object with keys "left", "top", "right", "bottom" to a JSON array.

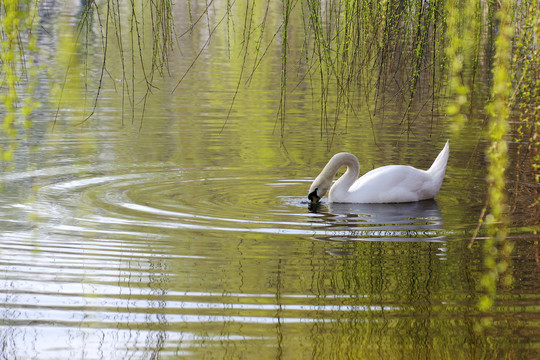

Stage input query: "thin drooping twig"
[
  {"left": 113, "top": 0, "right": 127, "bottom": 126},
  {"left": 53, "top": 0, "right": 99, "bottom": 127},
  {"left": 219, "top": 0, "right": 255, "bottom": 134},
  {"left": 469, "top": 197, "right": 489, "bottom": 249},
  {"left": 172, "top": 0, "right": 236, "bottom": 94},
  {"left": 178, "top": 0, "right": 215, "bottom": 38},
  {"left": 245, "top": 0, "right": 272, "bottom": 87},
  {"left": 75, "top": 0, "right": 111, "bottom": 126}
]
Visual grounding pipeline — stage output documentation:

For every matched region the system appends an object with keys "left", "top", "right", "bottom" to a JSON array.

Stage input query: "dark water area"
[{"left": 0, "top": 1, "right": 538, "bottom": 359}]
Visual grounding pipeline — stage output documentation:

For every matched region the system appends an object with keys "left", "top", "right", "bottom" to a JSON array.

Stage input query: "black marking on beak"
[{"left": 308, "top": 188, "right": 320, "bottom": 203}]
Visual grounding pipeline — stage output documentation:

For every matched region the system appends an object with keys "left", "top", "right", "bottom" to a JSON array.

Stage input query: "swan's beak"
[{"left": 308, "top": 189, "right": 320, "bottom": 203}]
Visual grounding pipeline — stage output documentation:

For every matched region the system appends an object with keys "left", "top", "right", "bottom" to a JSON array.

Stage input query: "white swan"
[{"left": 308, "top": 141, "right": 449, "bottom": 203}]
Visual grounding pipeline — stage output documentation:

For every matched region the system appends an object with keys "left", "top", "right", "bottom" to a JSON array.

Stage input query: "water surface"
[{"left": 0, "top": 1, "right": 539, "bottom": 359}]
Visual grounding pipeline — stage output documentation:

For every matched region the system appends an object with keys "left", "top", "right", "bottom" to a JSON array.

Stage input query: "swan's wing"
[{"left": 349, "top": 165, "right": 436, "bottom": 203}]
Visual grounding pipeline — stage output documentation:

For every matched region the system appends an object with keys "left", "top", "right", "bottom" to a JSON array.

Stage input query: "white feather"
[{"left": 308, "top": 141, "right": 449, "bottom": 203}]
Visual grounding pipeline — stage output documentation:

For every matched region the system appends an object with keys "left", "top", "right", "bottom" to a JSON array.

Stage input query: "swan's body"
[{"left": 308, "top": 141, "right": 449, "bottom": 203}]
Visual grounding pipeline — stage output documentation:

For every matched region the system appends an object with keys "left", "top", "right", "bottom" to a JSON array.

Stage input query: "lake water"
[{"left": 1, "top": 1, "right": 539, "bottom": 359}]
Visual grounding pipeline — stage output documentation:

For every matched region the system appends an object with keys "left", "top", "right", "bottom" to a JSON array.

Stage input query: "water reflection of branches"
[{"left": 306, "top": 200, "right": 449, "bottom": 359}]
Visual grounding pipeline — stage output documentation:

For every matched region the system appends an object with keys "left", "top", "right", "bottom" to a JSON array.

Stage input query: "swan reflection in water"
[{"left": 308, "top": 199, "right": 445, "bottom": 243}]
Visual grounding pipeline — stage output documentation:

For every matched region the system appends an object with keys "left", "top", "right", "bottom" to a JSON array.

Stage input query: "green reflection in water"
[{"left": 0, "top": 0, "right": 539, "bottom": 359}]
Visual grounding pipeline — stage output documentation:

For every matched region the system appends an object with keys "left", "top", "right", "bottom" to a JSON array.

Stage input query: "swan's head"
[
  {"left": 308, "top": 175, "right": 331, "bottom": 203},
  {"left": 308, "top": 152, "right": 357, "bottom": 203}
]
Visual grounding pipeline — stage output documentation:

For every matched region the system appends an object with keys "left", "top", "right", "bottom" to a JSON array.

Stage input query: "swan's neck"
[{"left": 325, "top": 153, "right": 360, "bottom": 198}]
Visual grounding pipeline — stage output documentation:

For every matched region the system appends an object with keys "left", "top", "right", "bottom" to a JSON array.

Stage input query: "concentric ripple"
[{"left": 16, "top": 163, "right": 448, "bottom": 243}]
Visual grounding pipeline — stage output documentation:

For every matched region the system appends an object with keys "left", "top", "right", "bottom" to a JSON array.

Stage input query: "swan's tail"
[{"left": 427, "top": 141, "right": 449, "bottom": 191}]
